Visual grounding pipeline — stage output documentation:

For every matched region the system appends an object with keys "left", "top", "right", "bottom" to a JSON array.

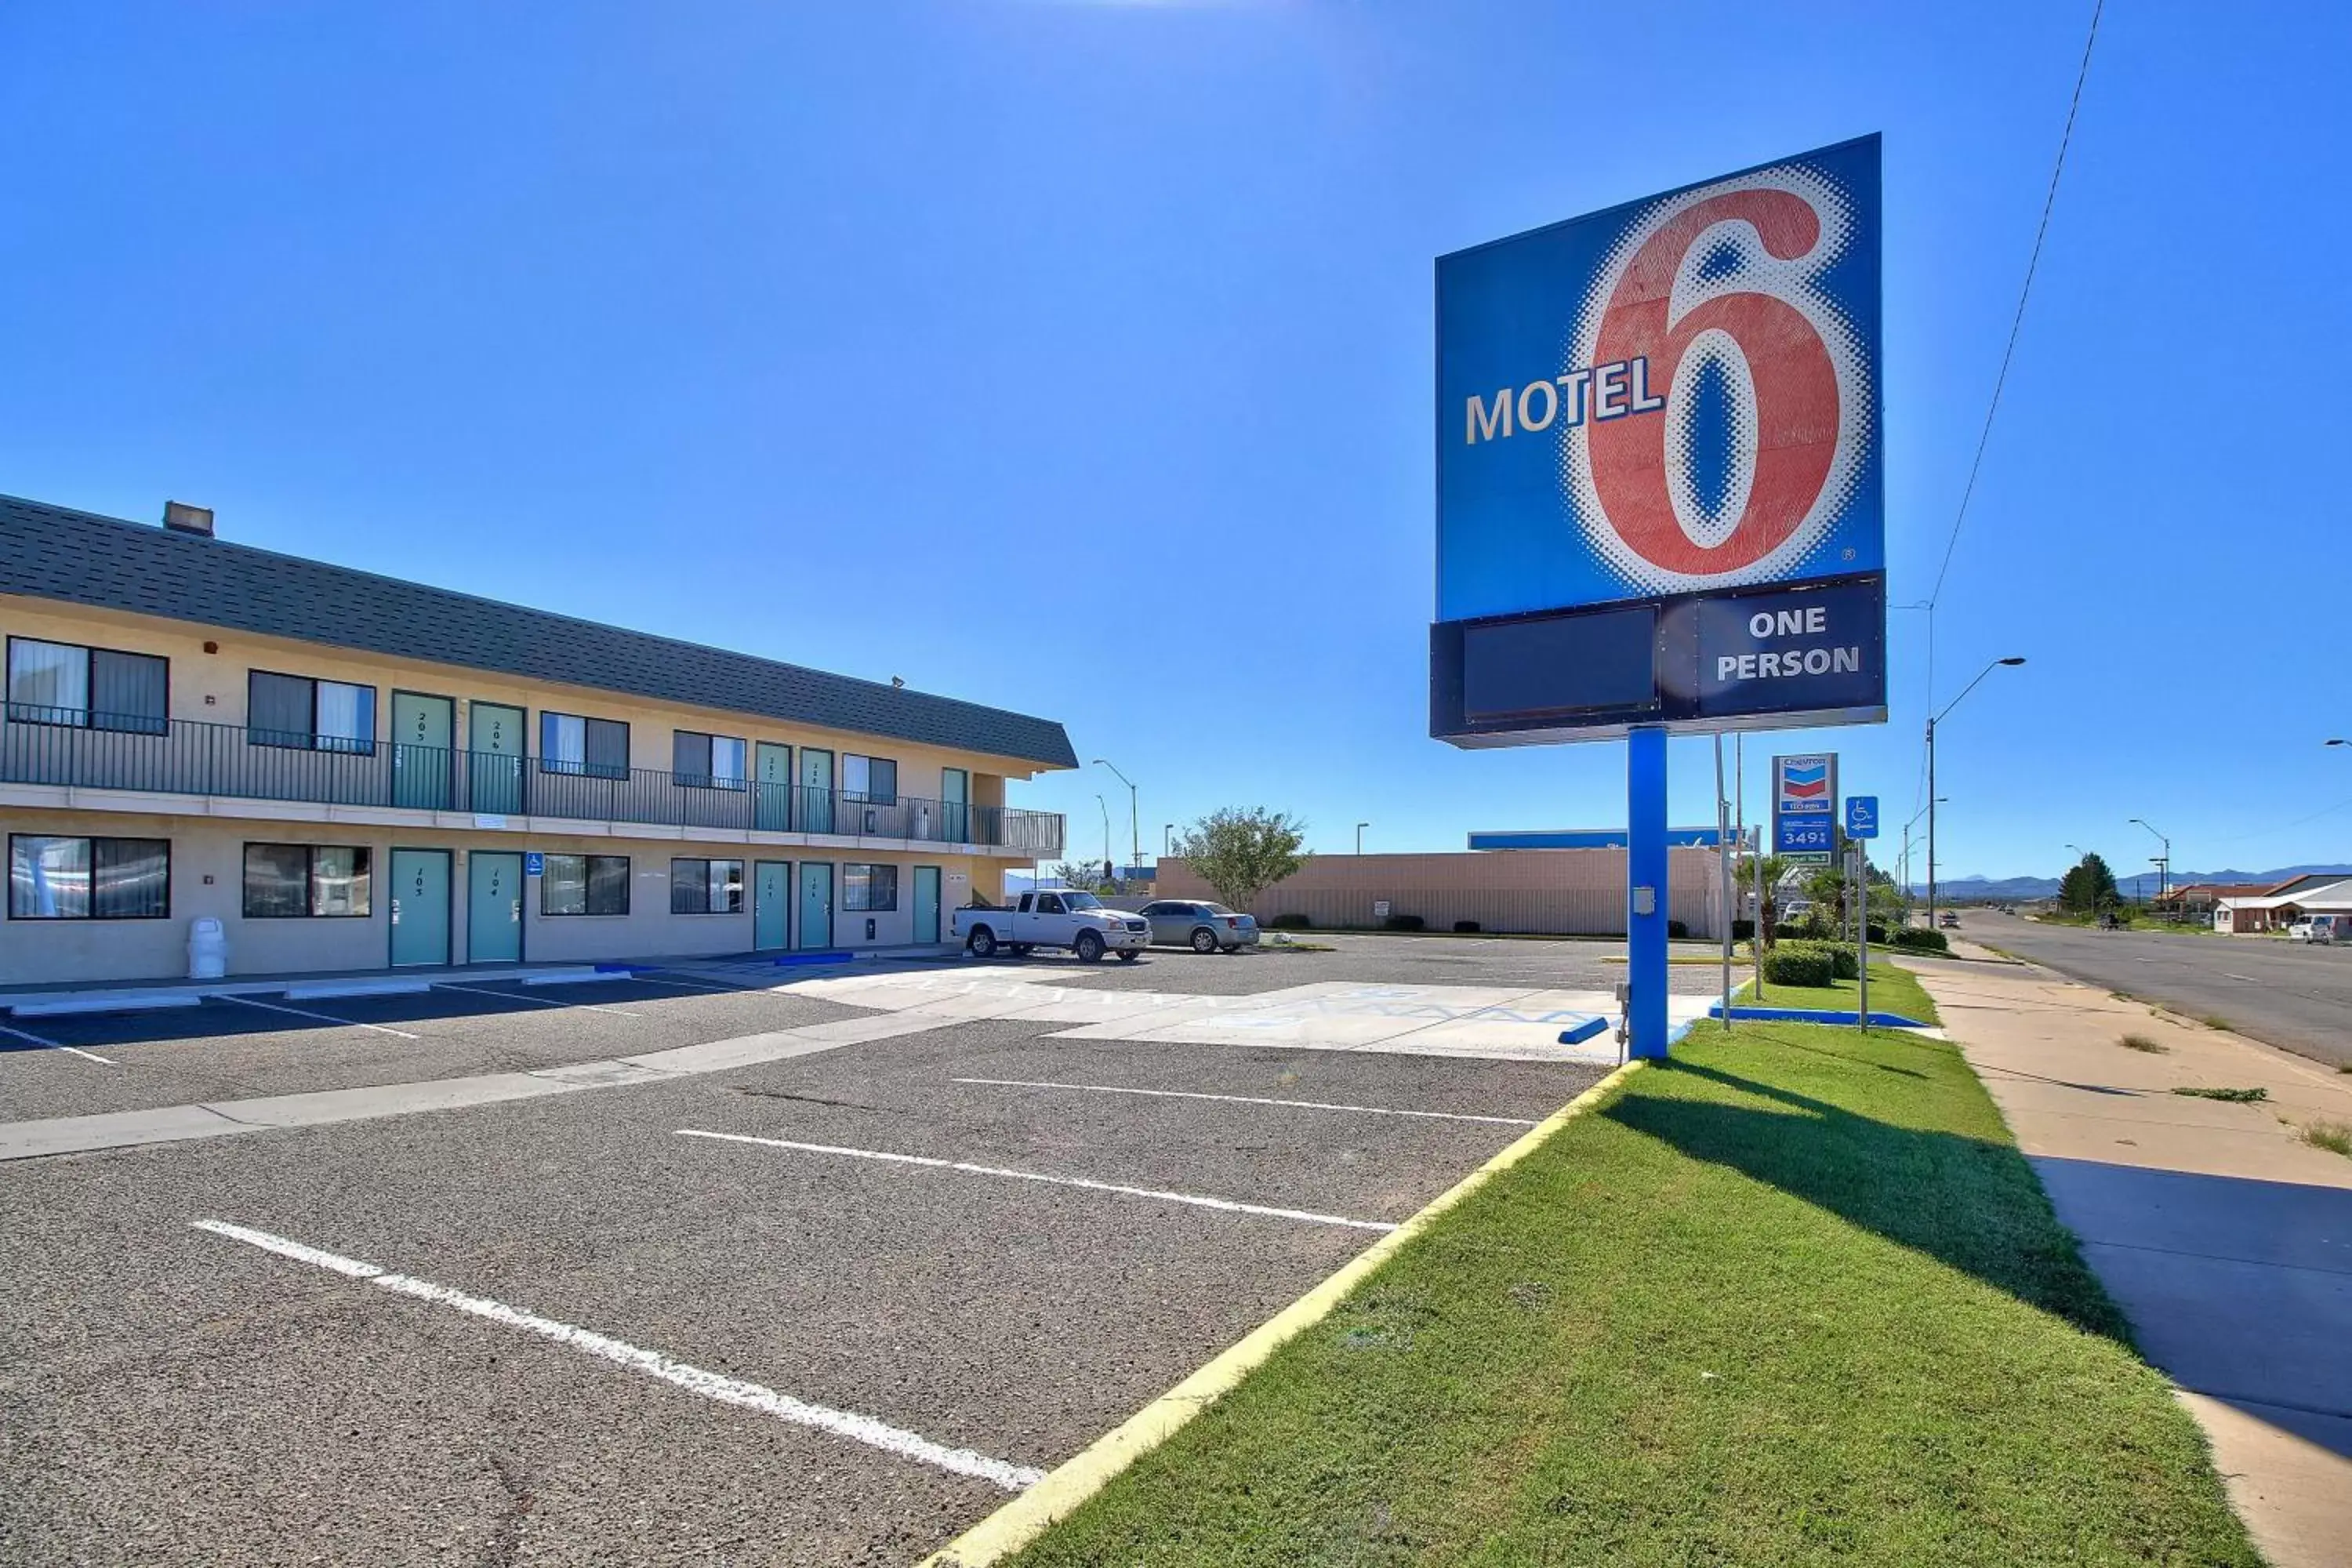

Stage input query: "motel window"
[
  {"left": 673, "top": 731, "right": 747, "bottom": 790},
  {"left": 540, "top": 713, "right": 630, "bottom": 779},
  {"left": 242, "top": 843, "right": 372, "bottom": 919},
  {"left": 842, "top": 754, "right": 897, "bottom": 804},
  {"left": 670, "top": 858, "right": 746, "bottom": 915},
  {"left": 8, "top": 835, "right": 171, "bottom": 920},
  {"left": 843, "top": 863, "right": 898, "bottom": 912},
  {"left": 542, "top": 853, "right": 630, "bottom": 916},
  {"left": 249, "top": 670, "right": 376, "bottom": 753},
  {"left": 6, "top": 637, "right": 168, "bottom": 734}
]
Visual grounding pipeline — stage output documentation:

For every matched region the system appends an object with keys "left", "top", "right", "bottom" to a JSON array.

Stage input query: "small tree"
[
  {"left": 1755, "top": 854, "right": 1791, "bottom": 947},
  {"left": 1048, "top": 859, "right": 1104, "bottom": 893},
  {"left": 2057, "top": 851, "right": 2122, "bottom": 915},
  {"left": 1173, "top": 807, "right": 1309, "bottom": 914}
]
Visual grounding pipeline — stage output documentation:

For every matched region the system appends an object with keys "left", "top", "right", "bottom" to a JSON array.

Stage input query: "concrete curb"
[{"left": 913, "top": 1058, "right": 1649, "bottom": 1568}]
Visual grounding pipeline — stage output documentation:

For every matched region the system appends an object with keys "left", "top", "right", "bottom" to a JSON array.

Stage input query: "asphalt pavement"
[
  {"left": 0, "top": 946, "right": 1612, "bottom": 1565},
  {"left": 1954, "top": 911, "right": 2352, "bottom": 1069}
]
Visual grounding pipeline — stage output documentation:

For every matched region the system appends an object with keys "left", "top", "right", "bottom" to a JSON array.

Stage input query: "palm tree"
[{"left": 1755, "top": 854, "right": 1791, "bottom": 949}]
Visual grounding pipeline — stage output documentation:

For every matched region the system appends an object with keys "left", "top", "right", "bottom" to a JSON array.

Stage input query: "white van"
[{"left": 2288, "top": 914, "right": 2342, "bottom": 944}]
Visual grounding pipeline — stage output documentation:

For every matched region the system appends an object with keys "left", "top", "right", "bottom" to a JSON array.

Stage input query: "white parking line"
[
  {"left": 189, "top": 1218, "right": 1044, "bottom": 1491},
  {"left": 676, "top": 1129, "right": 1399, "bottom": 1232},
  {"left": 950, "top": 1076, "right": 1541, "bottom": 1127},
  {"left": 622, "top": 975, "right": 746, "bottom": 993},
  {"left": 434, "top": 981, "right": 643, "bottom": 1018},
  {"left": 215, "top": 993, "right": 421, "bottom": 1040},
  {"left": 0, "top": 1022, "right": 114, "bottom": 1065}
]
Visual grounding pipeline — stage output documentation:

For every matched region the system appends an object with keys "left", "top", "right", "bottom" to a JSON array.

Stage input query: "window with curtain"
[
  {"left": 247, "top": 671, "right": 375, "bottom": 753},
  {"left": 673, "top": 732, "right": 747, "bottom": 790},
  {"left": 843, "top": 863, "right": 898, "bottom": 911},
  {"left": 543, "top": 853, "right": 630, "bottom": 916},
  {"left": 543, "top": 713, "right": 629, "bottom": 778},
  {"left": 843, "top": 754, "right": 898, "bottom": 804},
  {"left": 6, "top": 638, "right": 167, "bottom": 733},
  {"left": 670, "top": 858, "right": 746, "bottom": 914},
  {"left": 242, "top": 843, "right": 373, "bottom": 918},
  {"left": 8, "top": 835, "right": 169, "bottom": 920}
]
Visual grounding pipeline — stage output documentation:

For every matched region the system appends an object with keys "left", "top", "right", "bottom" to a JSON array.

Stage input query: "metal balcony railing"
[{"left": 0, "top": 706, "right": 1065, "bottom": 855}]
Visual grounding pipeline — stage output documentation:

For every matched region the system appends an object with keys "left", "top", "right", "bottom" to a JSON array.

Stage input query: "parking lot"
[{"left": 0, "top": 941, "right": 1709, "bottom": 1564}]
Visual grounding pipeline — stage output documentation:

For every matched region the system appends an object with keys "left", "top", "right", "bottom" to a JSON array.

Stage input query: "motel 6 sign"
[{"left": 1432, "top": 136, "right": 1887, "bottom": 746}]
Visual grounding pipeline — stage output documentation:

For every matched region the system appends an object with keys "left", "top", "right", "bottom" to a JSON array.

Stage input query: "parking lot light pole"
[
  {"left": 1356, "top": 822, "right": 1370, "bottom": 855},
  {"left": 1927, "top": 657, "right": 2026, "bottom": 934},
  {"left": 1163, "top": 822, "right": 1175, "bottom": 858},
  {"left": 1094, "top": 795, "right": 1111, "bottom": 883},
  {"left": 1092, "top": 759, "right": 1139, "bottom": 877},
  {"left": 2129, "top": 817, "right": 2170, "bottom": 908}
]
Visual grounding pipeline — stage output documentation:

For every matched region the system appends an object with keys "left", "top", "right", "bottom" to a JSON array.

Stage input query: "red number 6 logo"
[{"left": 1570, "top": 173, "right": 1864, "bottom": 590}]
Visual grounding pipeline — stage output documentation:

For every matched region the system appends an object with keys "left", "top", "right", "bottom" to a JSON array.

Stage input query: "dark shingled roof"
[{"left": 0, "top": 494, "right": 1078, "bottom": 770}]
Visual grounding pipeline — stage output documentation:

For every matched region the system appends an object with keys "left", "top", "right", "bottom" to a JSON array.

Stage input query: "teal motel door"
[
  {"left": 390, "top": 848, "right": 452, "bottom": 967},
  {"left": 754, "top": 743, "right": 793, "bottom": 832},
  {"left": 941, "top": 768, "right": 969, "bottom": 844},
  {"left": 799, "top": 748, "right": 834, "bottom": 834},
  {"left": 470, "top": 702, "right": 527, "bottom": 816},
  {"left": 753, "top": 860, "right": 791, "bottom": 950},
  {"left": 467, "top": 851, "right": 523, "bottom": 964},
  {"left": 797, "top": 862, "right": 833, "bottom": 949},
  {"left": 391, "top": 693, "right": 455, "bottom": 810},
  {"left": 913, "top": 866, "right": 942, "bottom": 945}
]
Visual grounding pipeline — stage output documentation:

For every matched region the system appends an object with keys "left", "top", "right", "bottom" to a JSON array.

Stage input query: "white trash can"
[{"left": 187, "top": 916, "right": 227, "bottom": 980}]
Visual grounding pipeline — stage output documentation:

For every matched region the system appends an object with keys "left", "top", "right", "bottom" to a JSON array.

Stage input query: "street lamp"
[
  {"left": 1163, "top": 822, "right": 1176, "bottom": 858},
  {"left": 1900, "top": 797, "right": 1947, "bottom": 914},
  {"left": 1356, "top": 822, "right": 1370, "bottom": 855},
  {"left": 1091, "top": 759, "right": 1139, "bottom": 877},
  {"left": 2129, "top": 817, "right": 2170, "bottom": 907},
  {"left": 1927, "top": 657, "right": 2026, "bottom": 932},
  {"left": 1094, "top": 794, "right": 1111, "bottom": 883}
]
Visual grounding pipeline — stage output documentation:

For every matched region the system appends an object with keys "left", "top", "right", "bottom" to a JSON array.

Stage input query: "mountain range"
[{"left": 1915, "top": 863, "right": 2352, "bottom": 901}]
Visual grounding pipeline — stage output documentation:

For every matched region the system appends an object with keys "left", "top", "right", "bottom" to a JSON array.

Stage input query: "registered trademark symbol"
[{"left": 1842, "top": 548, "right": 1855, "bottom": 560}]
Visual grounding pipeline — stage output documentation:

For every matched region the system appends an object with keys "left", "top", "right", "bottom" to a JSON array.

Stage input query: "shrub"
[
  {"left": 1762, "top": 946, "right": 1835, "bottom": 987},
  {"left": 1731, "top": 918, "right": 1755, "bottom": 942},
  {"left": 1452, "top": 920, "right": 1481, "bottom": 934},
  {"left": 1865, "top": 923, "right": 1889, "bottom": 944},
  {"left": 1777, "top": 940, "right": 1857, "bottom": 981},
  {"left": 1667, "top": 920, "right": 1690, "bottom": 940},
  {"left": 1382, "top": 913, "right": 1425, "bottom": 932},
  {"left": 1267, "top": 913, "right": 1312, "bottom": 930},
  {"left": 1889, "top": 927, "right": 1948, "bottom": 953}
]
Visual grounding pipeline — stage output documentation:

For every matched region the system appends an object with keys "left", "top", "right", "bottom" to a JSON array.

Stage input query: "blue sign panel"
[
  {"left": 1844, "top": 795, "right": 1879, "bottom": 840},
  {"left": 524, "top": 851, "right": 544, "bottom": 877},
  {"left": 1777, "top": 816, "right": 1835, "bottom": 856},
  {"left": 1432, "top": 136, "right": 1886, "bottom": 746},
  {"left": 1468, "top": 826, "right": 1753, "bottom": 851}
]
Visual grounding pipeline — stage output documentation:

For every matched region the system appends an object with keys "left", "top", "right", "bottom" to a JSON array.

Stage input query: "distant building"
[{"left": 2212, "top": 874, "right": 2352, "bottom": 935}]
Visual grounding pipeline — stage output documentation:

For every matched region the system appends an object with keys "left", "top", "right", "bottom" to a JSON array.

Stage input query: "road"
[{"left": 1957, "top": 911, "right": 2352, "bottom": 1070}]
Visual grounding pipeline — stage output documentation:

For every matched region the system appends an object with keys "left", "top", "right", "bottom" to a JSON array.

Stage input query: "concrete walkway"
[{"left": 1913, "top": 953, "right": 2352, "bottom": 1568}]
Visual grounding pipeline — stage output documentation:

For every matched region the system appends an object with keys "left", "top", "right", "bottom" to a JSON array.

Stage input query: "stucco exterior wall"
[
  {"left": 1, "top": 808, "right": 982, "bottom": 985},
  {"left": 1154, "top": 847, "right": 1726, "bottom": 938}
]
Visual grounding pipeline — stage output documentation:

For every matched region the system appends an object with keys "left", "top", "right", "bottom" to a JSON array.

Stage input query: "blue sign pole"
[{"left": 1627, "top": 726, "right": 1669, "bottom": 1058}]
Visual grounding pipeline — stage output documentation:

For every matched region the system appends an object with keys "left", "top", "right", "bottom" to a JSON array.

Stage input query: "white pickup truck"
[{"left": 953, "top": 891, "right": 1150, "bottom": 964}]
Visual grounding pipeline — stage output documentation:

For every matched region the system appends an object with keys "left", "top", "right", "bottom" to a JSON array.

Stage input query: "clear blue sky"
[{"left": 5, "top": 2, "right": 2345, "bottom": 883}]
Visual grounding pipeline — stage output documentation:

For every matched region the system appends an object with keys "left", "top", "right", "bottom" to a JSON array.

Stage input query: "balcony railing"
[{"left": 0, "top": 707, "right": 1065, "bottom": 856}]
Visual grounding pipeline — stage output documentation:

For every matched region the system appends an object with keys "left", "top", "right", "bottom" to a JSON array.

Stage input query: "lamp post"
[
  {"left": 1092, "top": 758, "right": 1139, "bottom": 878},
  {"left": 1163, "top": 822, "right": 1175, "bottom": 858},
  {"left": 1927, "top": 658, "right": 2026, "bottom": 933},
  {"left": 1356, "top": 822, "right": 1370, "bottom": 855},
  {"left": 1900, "top": 797, "right": 1946, "bottom": 920},
  {"left": 2129, "top": 817, "right": 2170, "bottom": 909},
  {"left": 1094, "top": 794, "right": 1111, "bottom": 884}
]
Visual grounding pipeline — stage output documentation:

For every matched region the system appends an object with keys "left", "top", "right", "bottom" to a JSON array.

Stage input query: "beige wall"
[
  {"left": 0, "top": 593, "right": 1045, "bottom": 806},
  {"left": 1156, "top": 848, "right": 1726, "bottom": 938},
  {"left": 1, "top": 808, "right": 984, "bottom": 985}
]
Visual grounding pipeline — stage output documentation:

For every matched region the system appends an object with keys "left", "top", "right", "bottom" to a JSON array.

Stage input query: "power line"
[{"left": 1925, "top": 0, "right": 2104, "bottom": 611}]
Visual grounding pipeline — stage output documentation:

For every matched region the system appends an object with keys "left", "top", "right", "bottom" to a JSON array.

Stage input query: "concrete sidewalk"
[{"left": 1912, "top": 955, "right": 2352, "bottom": 1568}]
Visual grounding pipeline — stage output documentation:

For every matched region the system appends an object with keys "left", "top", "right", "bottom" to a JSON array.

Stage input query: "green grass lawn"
[
  {"left": 1735, "top": 959, "right": 1941, "bottom": 1023},
  {"left": 1000, "top": 1023, "right": 2252, "bottom": 1568}
]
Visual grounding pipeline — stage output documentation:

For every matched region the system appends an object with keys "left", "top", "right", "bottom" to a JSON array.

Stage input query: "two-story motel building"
[{"left": 0, "top": 495, "right": 1071, "bottom": 986}]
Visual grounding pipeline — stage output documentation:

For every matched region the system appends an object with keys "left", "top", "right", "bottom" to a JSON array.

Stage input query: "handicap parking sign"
[{"left": 1844, "top": 796, "right": 1878, "bottom": 840}]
